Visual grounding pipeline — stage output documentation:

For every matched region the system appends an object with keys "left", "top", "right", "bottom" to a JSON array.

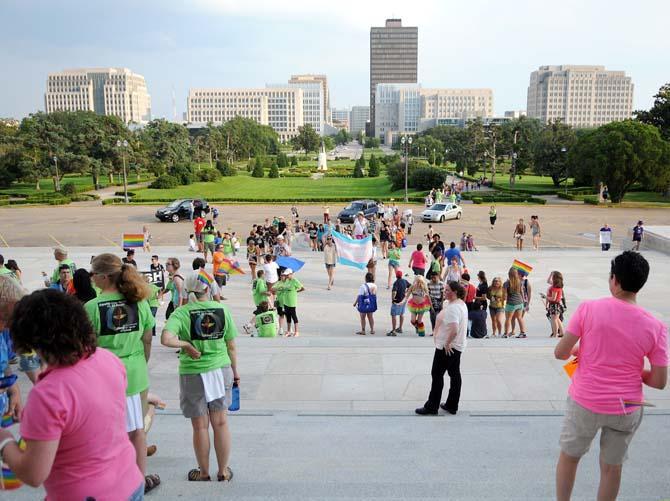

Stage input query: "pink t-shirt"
[
  {"left": 21, "top": 348, "right": 143, "bottom": 501},
  {"left": 410, "top": 250, "right": 426, "bottom": 270},
  {"left": 567, "top": 297, "right": 668, "bottom": 414}
]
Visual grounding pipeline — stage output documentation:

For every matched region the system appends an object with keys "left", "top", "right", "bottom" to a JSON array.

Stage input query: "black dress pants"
[{"left": 425, "top": 348, "right": 462, "bottom": 413}]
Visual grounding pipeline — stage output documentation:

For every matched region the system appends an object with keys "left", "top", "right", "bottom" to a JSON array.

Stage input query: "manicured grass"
[
  {"left": 0, "top": 174, "right": 152, "bottom": 196},
  {"left": 621, "top": 192, "right": 670, "bottom": 204},
  {"left": 133, "top": 174, "right": 423, "bottom": 201}
]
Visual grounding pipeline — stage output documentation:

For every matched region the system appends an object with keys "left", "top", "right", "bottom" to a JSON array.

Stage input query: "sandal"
[
  {"left": 145, "top": 473, "right": 161, "bottom": 493},
  {"left": 369, "top": 331, "right": 375, "bottom": 335},
  {"left": 187, "top": 468, "right": 211, "bottom": 481},
  {"left": 217, "top": 466, "right": 234, "bottom": 482},
  {"left": 355, "top": 331, "right": 366, "bottom": 335}
]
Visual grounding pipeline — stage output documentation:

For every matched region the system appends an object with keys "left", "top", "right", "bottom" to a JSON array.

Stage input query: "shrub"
[
  {"left": 197, "top": 168, "right": 222, "bottom": 182},
  {"left": 472, "top": 197, "right": 483, "bottom": 204},
  {"left": 61, "top": 183, "right": 77, "bottom": 196},
  {"left": 149, "top": 175, "right": 179, "bottom": 189},
  {"left": 114, "top": 191, "right": 136, "bottom": 197},
  {"left": 409, "top": 167, "right": 447, "bottom": 191},
  {"left": 277, "top": 153, "right": 289, "bottom": 168},
  {"left": 216, "top": 160, "right": 236, "bottom": 177},
  {"left": 269, "top": 164, "right": 279, "bottom": 178},
  {"left": 168, "top": 164, "right": 194, "bottom": 185},
  {"left": 353, "top": 163, "right": 364, "bottom": 178},
  {"left": 290, "top": 156, "right": 298, "bottom": 167},
  {"left": 251, "top": 161, "right": 264, "bottom": 178},
  {"left": 583, "top": 196, "right": 600, "bottom": 205}
]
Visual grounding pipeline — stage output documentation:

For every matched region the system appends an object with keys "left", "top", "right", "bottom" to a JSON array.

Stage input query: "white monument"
[{"left": 317, "top": 141, "right": 328, "bottom": 171}]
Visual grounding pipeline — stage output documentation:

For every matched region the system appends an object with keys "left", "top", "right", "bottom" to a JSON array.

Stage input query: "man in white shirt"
[
  {"left": 416, "top": 280, "right": 468, "bottom": 415},
  {"left": 353, "top": 212, "right": 369, "bottom": 239}
]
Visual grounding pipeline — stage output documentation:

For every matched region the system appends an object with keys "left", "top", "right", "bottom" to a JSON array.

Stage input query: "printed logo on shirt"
[
  {"left": 190, "top": 308, "right": 226, "bottom": 341},
  {"left": 259, "top": 313, "right": 274, "bottom": 325},
  {"left": 98, "top": 300, "right": 139, "bottom": 336}
]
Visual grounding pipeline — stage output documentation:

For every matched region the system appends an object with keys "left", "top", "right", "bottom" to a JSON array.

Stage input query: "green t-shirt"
[
  {"left": 51, "top": 258, "right": 76, "bottom": 283},
  {"left": 255, "top": 310, "right": 278, "bottom": 337},
  {"left": 388, "top": 248, "right": 401, "bottom": 265},
  {"left": 223, "top": 239, "right": 233, "bottom": 255},
  {"left": 0, "top": 267, "right": 15, "bottom": 279},
  {"left": 164, "top": 301, "right": 238, "bottom": 375},
  {"left": 148, "top": 284, "right": 160, "bottom": 308},
  {"left": 430, "top": 259, "right": 441, "bottom": 274},
  {"left": 203, "top": 228, "right": 216, "bottom": 244},
  {"left": 252, "top": 278, "right": 268, "bottom": 306},
  {"left": 84, "top": 292, "right": 155, "bottom": 396},
  {"left": 275, "top": 278, "right": 303, "bottom": 308}
]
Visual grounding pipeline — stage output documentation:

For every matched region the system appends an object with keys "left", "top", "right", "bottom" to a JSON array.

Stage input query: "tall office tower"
[
  {"left": 330, "top": 108, "right": 351, "bottom": 132},
  {"left": 526, "top": 65, "right": 634, "bottom": 127},
  {"left": 274, "top": 79, "right": 325, "bottom": 135},
  {"left": 186, "top": 87, "right": 304, "bottom": 143},
  {"left": 349, "top": 106, "right": 370, "bottom": 135},
  {"left": 45, "top": 68, "right": 151, "bottom": 124},
  {"left": 290, "top": 74, "right": 330, "bottom": 124},
  {"left": 369, "top": 19, "right": 418, "bottom": 136}
]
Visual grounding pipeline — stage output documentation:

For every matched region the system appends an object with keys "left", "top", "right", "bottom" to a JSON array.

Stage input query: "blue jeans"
[{"left": 128, "top": 482, "right": 144, "bottom": 501}]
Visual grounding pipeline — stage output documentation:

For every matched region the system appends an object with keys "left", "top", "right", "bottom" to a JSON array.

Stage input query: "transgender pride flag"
[{"left": 331, "top": 230, "right": 373, "bottom": 270}]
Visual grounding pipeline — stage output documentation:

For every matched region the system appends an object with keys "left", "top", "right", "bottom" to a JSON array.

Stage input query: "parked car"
[
  {"left": 337, "top": 200, "right": 378, "bottom": 223},
  {"left": 421, "top": 203, "right": 462, "bottom": 223},
  {"left": 155, "top": 199, "right": 208, "bottom": 223}
]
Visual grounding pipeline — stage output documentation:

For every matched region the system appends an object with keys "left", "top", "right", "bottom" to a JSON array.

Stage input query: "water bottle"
[{"left": 228, "top": 382, "right": 240, "bottom": 412}]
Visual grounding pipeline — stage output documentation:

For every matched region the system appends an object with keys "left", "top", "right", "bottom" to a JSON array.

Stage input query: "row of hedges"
[
  {"left": 470, "top": 195, "right": 547, "bottom": 205},
  {"left": 103, "top": 196, "right": 428, "bottom": 206}
]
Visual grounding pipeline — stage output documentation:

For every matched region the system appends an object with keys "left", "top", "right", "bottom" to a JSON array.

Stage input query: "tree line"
[{"left": 406, "top": 83, "right": 670, "bottom": 202}]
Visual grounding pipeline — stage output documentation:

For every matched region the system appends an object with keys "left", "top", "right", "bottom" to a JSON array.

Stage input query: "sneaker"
[
  {"left": 386, "top": 330, "right": 396, "bottom": 336},
  {"left": 439, "top": 403, "right": 457, "bottom": 415},
  {"left": 415, "top": 407, "right": 438, "bottom": 416},
  {"left": 515, "top": 333, "right": 527, "bottom": 338},
  {"left": 395, "top": 328, "right": 403, "bottom": 334},
  {"left": 242, "top": 324, "right": 253, "bottom": 336}
]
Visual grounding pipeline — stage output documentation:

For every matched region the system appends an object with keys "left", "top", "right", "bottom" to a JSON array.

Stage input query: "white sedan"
[{"left": 421, "top": 203, "right": 462, "bottom": 223}]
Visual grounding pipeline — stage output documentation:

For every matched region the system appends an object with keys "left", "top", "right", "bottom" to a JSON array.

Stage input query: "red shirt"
[
  {"left": 548, "top": 286, "right": 563, "bottom": 304},
  {"left": 194, "top": 217, "right": 205, "bottom": 234},
  {"left": 464, "top": 283, "right": 476, "bottom": 304}
]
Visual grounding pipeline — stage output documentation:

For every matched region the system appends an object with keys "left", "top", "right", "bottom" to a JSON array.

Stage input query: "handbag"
[{"left": 357, "top": 284, "right": 378, "bottom": 313}]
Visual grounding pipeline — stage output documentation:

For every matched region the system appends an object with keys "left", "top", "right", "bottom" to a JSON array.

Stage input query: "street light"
[
  {"left": 52, "top": 155, "right": 60, "bottom": 192},
  {"left": 116, "top": 139, "right": 129, "bottom": 204},
  {"left": 400, "top": 135, "right": 413, "bottom": 202},
  {"left": 561, "top": 147, "right": 568, "bottom": 194}
]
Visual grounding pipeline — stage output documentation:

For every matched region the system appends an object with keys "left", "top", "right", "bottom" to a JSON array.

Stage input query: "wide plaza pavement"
[{"left": 7, "top": 238, "right": 670, "bottom": 499}]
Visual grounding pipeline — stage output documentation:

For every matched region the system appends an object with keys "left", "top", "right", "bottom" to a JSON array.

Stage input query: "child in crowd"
[
  {"left": 388, "top": 270, "right": 410, "bottom": 336},
  {"left": 407, "top": 276, "right": 431, "bottom": 336},
  {"left": 460, "top": 232, "right": 468, "bottom": 251},
  {"left": 427, "top": 272, "right": 444, "bottom": 334},
  {"left": 466, "top": 234, "right": 478, "bottom": 252},
  {"left": 231, "top": 232, "right": 240, "bottom": 256},
  {"left": 188, "top": 234, "right": 198, "bottom": 252},
  {"left": 254, "top": 301, "right": 278, "bottom": 337}
]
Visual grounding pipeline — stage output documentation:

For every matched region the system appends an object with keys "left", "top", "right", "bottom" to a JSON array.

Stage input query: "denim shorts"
[
  {"left": 504, "top": 303, "right": 524, "bottom": 313},
  {"left": 390, "top": 302, "right": 406, "bottom": 316},
  {"left": 19, "top": 353, "right": 41, "bottom": 372}
]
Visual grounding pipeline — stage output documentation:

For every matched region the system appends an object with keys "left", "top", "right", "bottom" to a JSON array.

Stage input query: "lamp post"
[
  {"left": 400, "top": 134, "right": 413, "bottom": 202},
  {"left": 52, "top": 155, "right": 60, "bottom": 192},
  {"left": 116, "top": 140, "right": 129, "bottom": 204},
  {"left": 509, "top": 130, "right": 519, "bottom": 187},
  {"left": 561, "top": 146, "right": 568, "bottom": 195}
]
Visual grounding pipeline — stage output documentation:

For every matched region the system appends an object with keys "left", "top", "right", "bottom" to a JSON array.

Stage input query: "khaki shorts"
[
  {"left": 179, "top": 366, "right": 233, "bottom": 419},
  {"left": 559, "top": 397, "right": 643, "bottom": 465}
]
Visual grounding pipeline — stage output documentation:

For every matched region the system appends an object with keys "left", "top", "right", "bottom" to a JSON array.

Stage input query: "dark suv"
[
  {"left": 155, "top": 199, "right": 208, "bottom": 223},
  {"left": 337, "top": 200, "right": 378, "bottom": 223}
]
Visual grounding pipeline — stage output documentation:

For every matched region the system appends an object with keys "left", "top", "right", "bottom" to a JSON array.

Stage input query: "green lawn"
[
  {"left": 133, "top": 174, "right": 423, "bottom": 201},
  {"left": 0, "top": 174, "right": 152, "bottom": 196},
  {"left": 621, "top": 191, "right": 670, "bottom": 204}
]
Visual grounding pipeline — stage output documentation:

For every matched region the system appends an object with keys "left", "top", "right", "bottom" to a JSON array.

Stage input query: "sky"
[{"left": 1, "top": 0, "right": 669, "bottom": 120}]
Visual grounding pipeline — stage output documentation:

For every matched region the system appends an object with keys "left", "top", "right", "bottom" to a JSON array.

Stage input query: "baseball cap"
[
  {"left": 395, "top": 270, "right": 403, "bottom": 278},
  {"left": 282, "top": 268, "right": 293, "bottom": 275}
]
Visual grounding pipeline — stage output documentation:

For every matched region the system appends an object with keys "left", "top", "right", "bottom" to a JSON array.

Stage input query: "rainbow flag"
[
  {"left": 218, "top": 257, "right": 245, "bottom": 276},
  {"left": 122, "top": 233, "right": 144, "bottom": 248},
  {"left": 1, "top": 413, "right": 13, "bottom": 428},
  {"left": 197, "top": 269, "right": 213, "bottom": 286},
  {"left": 512, "top": 259, "right": 533, "bottom": 276}
]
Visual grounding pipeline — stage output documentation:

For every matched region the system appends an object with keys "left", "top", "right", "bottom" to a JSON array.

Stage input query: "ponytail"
[{"left": 116, "top": 263, "right": 151, "bottom": 303}]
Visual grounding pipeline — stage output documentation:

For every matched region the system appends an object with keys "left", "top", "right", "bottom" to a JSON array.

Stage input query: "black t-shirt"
[
  {"left": 246, "top": 236, "right": 256, "bottom": 246},
  {"left": 150, "top": 263, "right": 165, "bottom": 272},
  {"left": 277, "top": 222, "right": 287, "bottom": 235},
  {"left": 430, "top": 241, "right": 445, "bottom": 255},
  {"left": 392, "top": 278, "right": 410, "bottom": 304},
  {"left": 122, "top": 258, "right": 137, "bottom": 268},
  {"left": 474, "top": 282, "right": 489, "bottom": 311}
]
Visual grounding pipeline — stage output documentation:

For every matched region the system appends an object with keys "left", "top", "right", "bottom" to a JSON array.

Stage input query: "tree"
[
  {"left": 364, "top": 137, "right": 380, "bottom": 148},
  {"left": 569, "top": 120, "right": 670, "bottom": 203},
  {"left": 532, "top": 120, "right": 577, "bottom": 186},
  {"left": 333, "top": 128, "right": 352, "bottom": 145},
  {"left": 277, "top": 152, "right": 289, "bottom": 168},
  {"left": 251, "top": 159, "right": 265, "bottom": 178},
  {"left": 357, "top": 130, "right": 365, "bottom": 145},
  {"left": 353, "top": 162, "right": 364, "bottom": 178},
  {"left": 139, "top": 119, "right": 191, "bottom": 175},
  {"left": 368, "top": 154, "right": 380, "bottom": 177},
  {"left": 500, "top": 116, "right": 543, "bottom": 186},
  {"left": 635, "top": 83, "right": 670, "bottom": 140},
  {"left": 216, "top": 159, "right": 236, "bottom": 177},
  {"left": 292, "top": 124, "right": 320, "bottom": 152},
  {"left": 268, "top": 163, "right": 279, "bottom": 178}
]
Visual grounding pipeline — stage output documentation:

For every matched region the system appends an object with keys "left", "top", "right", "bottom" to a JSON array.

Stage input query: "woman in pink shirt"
[
  {"left": 0, "top": 290, "right": 145, "bottom": 501},
  {"left": 554, "top": 251, "right": 668, "bottom": 501},
  {"left": 408, "top": 243, "right": 427, "bottom": 276}
]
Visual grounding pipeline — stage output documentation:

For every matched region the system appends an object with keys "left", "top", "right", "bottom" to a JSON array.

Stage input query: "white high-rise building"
[
  {"left": 289, "top": 74, "right": 330, "bottom": 124},
  {"left": 271, "top": 80, "right": 325, "bottom": 135},
  {"left": 186, "top": 87, "right": 304, "bottom": 142},
  {"left": 527, "top": 65, "right": 634, "bottom": 127},
  {"left": 44, "top": 68, "right": 151, "bottom": 124},
  {"left": 421, "top": 88, "right": 493, "bottom": 120},
  {"left": 375, "top": 84, "right": 422, "bottom": 143},
  {"left": 350, "top": 106, "right": 370, "bottom": 135}
]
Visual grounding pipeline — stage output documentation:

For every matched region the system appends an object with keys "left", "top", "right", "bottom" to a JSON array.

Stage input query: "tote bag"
[{"left": 357, "top": 284, "right": 377, "bottom": 313}]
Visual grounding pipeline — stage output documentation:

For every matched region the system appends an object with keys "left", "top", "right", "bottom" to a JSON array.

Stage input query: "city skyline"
[{"left": 1, "top": 0, "right": 669, "bottom": 121}]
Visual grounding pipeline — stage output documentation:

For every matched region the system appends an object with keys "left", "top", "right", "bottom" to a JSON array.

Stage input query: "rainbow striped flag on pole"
[
  {"left": 512, "top": 259, "right": 533, "bottom": 276},
  {"left": 122, "top": 233, "right": 144, "bottom": 248},
  {"left": 197, "top": 269, "right": 214, "bottom": 286},
  {"left": 218, "top": 257, "right": 245, "bottom": 276}
]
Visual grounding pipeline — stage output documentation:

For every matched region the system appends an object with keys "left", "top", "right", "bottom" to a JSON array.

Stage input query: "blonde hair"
[
  {"left": 490, "top": 276, "right": 503, "bottom": 289},
  {"left": 507, "top": 268, "right": 521, "bottom": 294},
  {"left": 91, "top": 253, "right": 150, "bottom": 303},
  {"left": 0, "top": 275, "right": 26, "bottom": 327},
  {"left": 411, "top": 275, "right": 429, "bottom": 295}
]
